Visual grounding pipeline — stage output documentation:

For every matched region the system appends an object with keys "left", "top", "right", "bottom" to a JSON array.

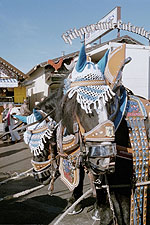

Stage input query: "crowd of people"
[{"left": 1, "top": 99, "right": 31, "bottom": 144}]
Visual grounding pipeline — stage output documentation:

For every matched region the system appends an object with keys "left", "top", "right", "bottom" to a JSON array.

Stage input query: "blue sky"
[{"left": 0, "top": 0, "right": 150, "bottom": 73}]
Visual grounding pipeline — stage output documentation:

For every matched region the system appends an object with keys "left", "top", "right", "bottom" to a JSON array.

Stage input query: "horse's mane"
[{"left": 36, "top": 82, "right": 64, "bottom": 123}]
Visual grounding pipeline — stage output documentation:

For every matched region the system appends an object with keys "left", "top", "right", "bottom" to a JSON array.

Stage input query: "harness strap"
[
  {"left": 57, "top": 121, "right": 64, "bottom": 153},
  {"left": 104, "top": 174, "right": 118, "bottom": 225},
  {"left": 126, "top": 96, "right": 149, "bottom": 225},
  {"left": 75, "top": 114, "right": 85, "bottom": 135},
  {"left": 31, "top": 159, "right": 52, "bottom": 172}
]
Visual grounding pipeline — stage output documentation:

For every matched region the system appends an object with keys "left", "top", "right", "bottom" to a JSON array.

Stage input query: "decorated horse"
[{"left": 15, "top": 43, "right": 150, "bottom": 225}]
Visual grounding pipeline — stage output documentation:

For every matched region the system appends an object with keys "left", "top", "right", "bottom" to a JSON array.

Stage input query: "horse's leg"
[
  {"left": 107, "top": 156, "right": 131, "bottom": 225},
  {"left": 92, "top": 187, "right": 107, "bottom": 221},
  {"left": 93, "top": 186, "right": 129, "bottom": 224},
  {"left": 67, "top": 165, "right": 85, "bottom": 215},
  {"left": 111, "top": 191, "right": 130, "bottom": 225}
]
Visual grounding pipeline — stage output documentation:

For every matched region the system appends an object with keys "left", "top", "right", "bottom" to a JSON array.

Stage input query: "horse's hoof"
[
  {"left": 67, "top": 204, "right": 83, "bottom": 215},
  {"left": 91, "top": 208, "right": 101, "bottom": 221},
  {"left": 67, "top": 197, "right": 83, "bottom": 215}
]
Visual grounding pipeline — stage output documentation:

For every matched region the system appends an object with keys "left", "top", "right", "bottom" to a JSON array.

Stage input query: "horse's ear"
[
  {"left": 33, "top": 109, "right": 43, "bottom": 121},
  {"left": 97, "top": 49, "right": 109, "bottom": 74},
  {"left": 76, "top": 44, "right": 87, "bottom": 72}
]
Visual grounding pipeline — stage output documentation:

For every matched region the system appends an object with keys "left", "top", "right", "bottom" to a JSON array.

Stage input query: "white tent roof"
[{"left": 0, "top": 78, "right": 18, "bottom": 87}]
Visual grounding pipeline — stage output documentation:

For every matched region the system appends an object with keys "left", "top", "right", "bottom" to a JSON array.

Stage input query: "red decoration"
[{"left": 47, "top": 58, "right": 63, "bottom": 72}]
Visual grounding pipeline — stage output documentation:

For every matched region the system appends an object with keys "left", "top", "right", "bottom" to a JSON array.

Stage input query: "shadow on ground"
[
  {"left": 0, "top": 195, "right": 68, "bottom": 224},
  {"left": 0, "top": 148, "right": 27, "bottom": 158}
]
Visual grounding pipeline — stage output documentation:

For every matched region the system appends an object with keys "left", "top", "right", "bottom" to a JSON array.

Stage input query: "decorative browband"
[
  {"left": 30, "top": 126, "right": 48, "bottom": 134},
  {"left": 70, "top": 79, "right": 106, "bottom": 87}
]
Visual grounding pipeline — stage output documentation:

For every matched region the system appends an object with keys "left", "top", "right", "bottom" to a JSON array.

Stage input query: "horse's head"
[
  {"left": 29, "top": 111, "right": 58, "bottom": 185},
  {"left": 15, "top": 110, "right": 58, "bottom": 185},
  {"left": 61, "top": 44, "right": 118, "bottom": 175},
  {"left": 35, "top": 85, "right": 64, "bottom": 123},
  {"left": 30, "top": 122, "right": 57, "bottom": 185}
]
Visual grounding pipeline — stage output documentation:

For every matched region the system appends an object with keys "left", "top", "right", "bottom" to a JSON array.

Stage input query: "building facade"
[
  {"left": 24, "top": 35, "right": 150, "bottom": 110},
  {"left": 0, "top": 57, "right": 26, "bottom": 121}
]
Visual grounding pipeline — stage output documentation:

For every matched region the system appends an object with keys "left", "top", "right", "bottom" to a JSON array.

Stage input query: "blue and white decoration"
[
  {"left": 64, "top": 44, "right": 115, "bottom": 114},
  {"left": 14, "top": 110, "right": 56, "bottom": 156}
]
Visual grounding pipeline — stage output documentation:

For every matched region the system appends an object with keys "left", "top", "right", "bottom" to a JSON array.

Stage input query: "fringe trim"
[
  {"left": 68, "top": 86, "right": 115, "bottom": 114},
  {"left": 31, "top": 128, "right": 54, "bottom": 156},
  {"left": 24, "top": 125, "right": 56, "bottom": 157}
]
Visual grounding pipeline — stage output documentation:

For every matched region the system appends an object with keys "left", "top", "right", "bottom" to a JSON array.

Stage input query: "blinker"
[{"left": 89, "top": 143, "right": 116, "bottom": 158}]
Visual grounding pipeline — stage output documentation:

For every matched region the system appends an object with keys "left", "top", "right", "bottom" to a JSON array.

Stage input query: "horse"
[
  {"left": 57, "top": 44, "right": 150, "bottom": 225},
  {"left": 16, "top": 43, "right": 150, "bottom": 225},
  {"left": 54, "top": 44, "right": 133, "bottom": 224}
]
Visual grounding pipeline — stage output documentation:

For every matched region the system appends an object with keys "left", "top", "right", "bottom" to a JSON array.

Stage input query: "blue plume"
[
  {"left": 97, "top": 49, "right": 109, "bottom": 74},
  {"left": 33, "top": 109, "right": 43, "bottom": 121},
  {"left": 76, "top": 44, "right": 87, "bottom": 72},
  {"left": 13, "top": 115, "right": 27, "bottom": 123}
]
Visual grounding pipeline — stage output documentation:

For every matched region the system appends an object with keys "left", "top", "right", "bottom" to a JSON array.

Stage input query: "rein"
[{"left": 0, "top": 109, "right": 55, "bottom": 140}]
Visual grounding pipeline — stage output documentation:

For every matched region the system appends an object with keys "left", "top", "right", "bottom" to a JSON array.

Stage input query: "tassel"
[
  {"left": 88, "top": 104, "right": 92, "bottom": 113},
  {"left": 43, "top": 136, "right": 46, "bottom": 143},
  {"left": 109, "top": 87, "right": 115, "bottom": 97},
  {"left": 41, "top": 142, "right": 44, "bottom": 150},
  {"left": 34, "top": 149, "right": 37, "bottom": 156},
  {"left": 104, "top": 92, "right": 108, "bottom": 102},
  {"left": 37, "top": 149, "right": 39, "bottom": 156},
  {"left": 107, "top": 89, "right": 113, "bottom": 99},
  {"left": 76, "top": 92, "right": 80, "bottom": 103},
  {"left": 81, "top": 100, "right": 85, "bottom": 111},
  {"left": 102, "top": 95, "right": 106, "bottom": 105},
  {"left": 38, "top": 149, "right": 42, "bottom": 155},
  {"left": 93, "top": 101, "right": 97, "bottom": 110}
]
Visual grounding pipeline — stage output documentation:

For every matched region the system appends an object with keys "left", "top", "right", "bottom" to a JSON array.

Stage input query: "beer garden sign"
[{"left": 61, "top": 6, "right": 150, "bottom": 45}]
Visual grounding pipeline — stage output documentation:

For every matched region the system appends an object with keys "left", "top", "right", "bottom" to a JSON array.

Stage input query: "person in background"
[
  {"left": 1, "top": 103, "right": 9, "bottom": 141},
  {"left": 41, "top": 97, "right": 45, "bottom": 102},
  {"left": 4, "top": 103, "right": 21, "bottom": 144},
  {"left": 35, "top": 101, "right": 40, "bottom": 106},
  {"left": 20, "top": 99, "right": 31, "bottom": 116}
]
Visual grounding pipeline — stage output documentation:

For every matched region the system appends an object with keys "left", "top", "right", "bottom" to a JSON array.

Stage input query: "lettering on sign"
[{"left": 62, "top": 20, "right": 150, "bottom": 45}]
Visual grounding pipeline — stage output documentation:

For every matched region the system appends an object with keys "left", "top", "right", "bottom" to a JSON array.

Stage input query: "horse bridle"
[{"left": 75, "top": 114, "right": 117, "bottom": 173}]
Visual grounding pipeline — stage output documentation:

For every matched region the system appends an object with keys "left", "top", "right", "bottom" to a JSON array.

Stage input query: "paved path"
[
  {"left": 0, "top": 134, "right": 150, "bottom": 225},
  {"left": 0, "top": 139, "right": 99, "bottom": 225},
  {"left": 0, "top": 122, "right": 4, "bottom": 134}
]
